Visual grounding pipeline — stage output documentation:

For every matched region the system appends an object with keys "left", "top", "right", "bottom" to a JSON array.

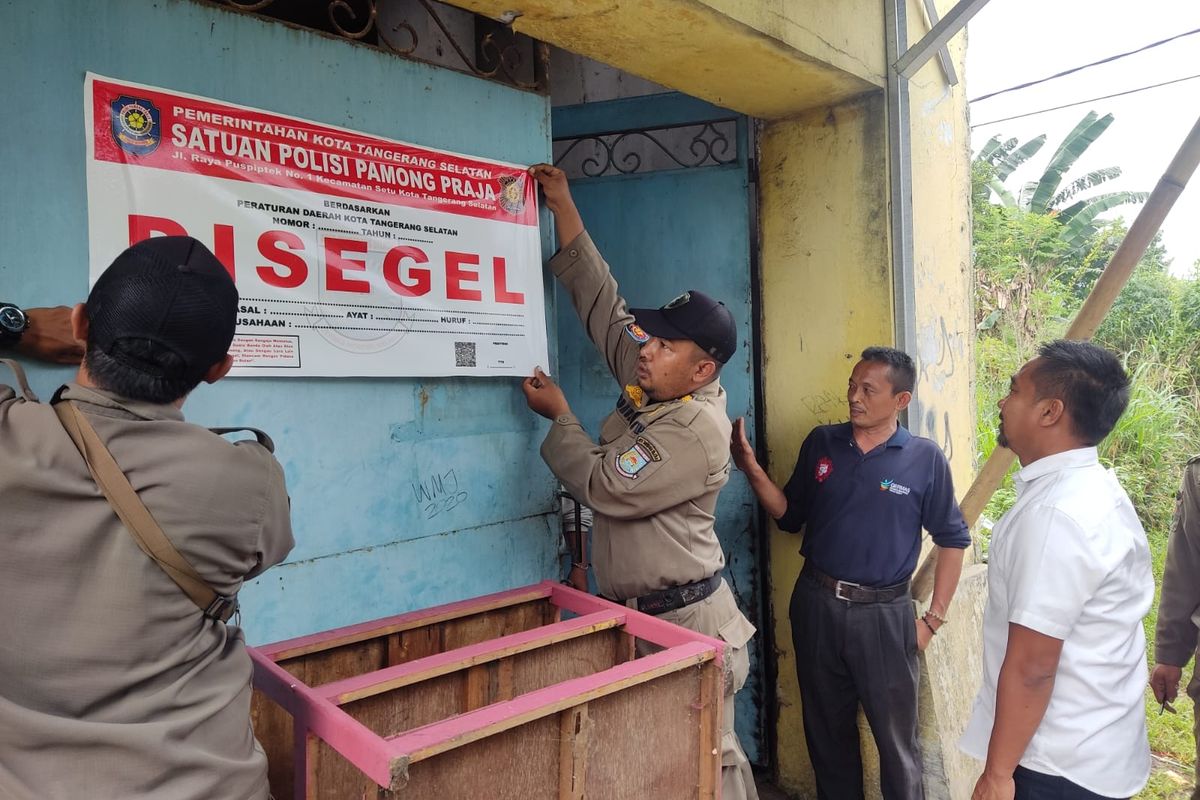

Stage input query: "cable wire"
[
  {"left": 970, "top": 72, "right": 1200, "bottom": 128},
  {"left": 970, "top": 26, "right": 1200, "bottom": 104}
]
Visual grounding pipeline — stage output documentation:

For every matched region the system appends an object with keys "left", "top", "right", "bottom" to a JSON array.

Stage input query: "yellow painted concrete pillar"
[{"left": 758, "top": 93, "right": 893, "bottom": 796}]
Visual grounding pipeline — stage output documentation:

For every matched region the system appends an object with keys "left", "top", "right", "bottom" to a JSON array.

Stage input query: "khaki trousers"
[{"left": 636, "top": 580, "right": 760, "bottom": 800}]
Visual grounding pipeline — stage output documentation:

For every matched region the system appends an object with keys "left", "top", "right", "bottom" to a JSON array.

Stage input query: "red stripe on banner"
[{"left": 92, "top": 79, "right": 539, "bottom": 227}]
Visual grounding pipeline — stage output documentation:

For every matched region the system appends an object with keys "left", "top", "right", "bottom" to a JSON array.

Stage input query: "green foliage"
[
  {"left": 1029, "top": 111, "right": 1116, "bottom": 214},
  {"left": 973, "top": 111, "right": 1148, "bottom": 253},
  {"left": 1096, "top": 272, "right": 1179, "bottom": 355}
]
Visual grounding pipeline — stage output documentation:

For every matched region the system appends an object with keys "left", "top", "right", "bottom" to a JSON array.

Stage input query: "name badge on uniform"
[{"left": 615, "top": 436, "right": 662, "bottom": 478}]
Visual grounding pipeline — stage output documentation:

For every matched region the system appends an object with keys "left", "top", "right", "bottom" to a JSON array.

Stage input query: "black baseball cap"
[
  {"left": 87, "top": 236, "right": 238, "bottom": 380},
  {"left": 630, "top": 289, "right": 737, "bottom": 364}
]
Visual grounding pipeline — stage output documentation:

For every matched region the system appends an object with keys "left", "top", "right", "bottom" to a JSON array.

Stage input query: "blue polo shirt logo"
[{"left": 880, "top": 479, "right": 912, "bottom": 496}]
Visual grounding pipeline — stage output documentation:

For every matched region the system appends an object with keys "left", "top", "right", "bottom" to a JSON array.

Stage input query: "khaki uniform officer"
[
  {"left": 522, "top": 164, "right": 759, "bottom": 800},
  {"left": 0, "top": 237, "right": 294, "bottom": 800},
  {"left": 1152, "top": 455, "right": 1200, "bottom": 800}
]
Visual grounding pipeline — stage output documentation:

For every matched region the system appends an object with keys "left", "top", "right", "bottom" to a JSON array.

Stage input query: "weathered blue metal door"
[{"left": 552, "top": 94, "right": 765, "bottom": 764}]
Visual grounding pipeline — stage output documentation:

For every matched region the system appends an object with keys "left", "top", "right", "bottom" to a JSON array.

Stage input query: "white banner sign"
[{"left": 84, "top": 73, "right": 548, "bottom": 377}]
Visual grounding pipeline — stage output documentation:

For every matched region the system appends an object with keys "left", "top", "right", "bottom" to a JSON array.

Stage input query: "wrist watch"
[{"left": 0, "top": 302, "right": 29, "bottom": 346}]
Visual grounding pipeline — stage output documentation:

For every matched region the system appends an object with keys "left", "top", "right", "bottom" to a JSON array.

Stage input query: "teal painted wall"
[{"left": 1, "top": 0, "right": 559, "bottom": 643}]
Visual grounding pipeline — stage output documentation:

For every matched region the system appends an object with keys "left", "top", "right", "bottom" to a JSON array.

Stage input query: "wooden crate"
[{"left": 250, "top": 581, "right": 725, "bottom": 799}]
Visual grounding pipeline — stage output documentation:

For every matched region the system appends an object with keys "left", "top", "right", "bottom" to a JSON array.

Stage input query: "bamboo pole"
[{"left": 912, "top": 113, "right": 1200, "bottom": 602}]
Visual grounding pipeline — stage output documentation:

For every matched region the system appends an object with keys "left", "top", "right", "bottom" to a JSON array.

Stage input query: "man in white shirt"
[{"left": 960, "top": 339, "right": 1153, "bottom": 800}]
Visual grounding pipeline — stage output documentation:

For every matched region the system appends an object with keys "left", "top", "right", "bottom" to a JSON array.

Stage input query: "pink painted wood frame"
[
  {"left": 249, "top": 581, "right": 727, "bottom": 796},
  {"left": 256, "top": 583, "right": 552, "bottom": 662},
  {"left": 317, "top": 608, "right": 626, "bottom": 704}
]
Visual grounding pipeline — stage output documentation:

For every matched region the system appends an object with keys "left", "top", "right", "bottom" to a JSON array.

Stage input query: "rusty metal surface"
[{"left": 220, "top": 0, "right": 549, "bottom": 91}]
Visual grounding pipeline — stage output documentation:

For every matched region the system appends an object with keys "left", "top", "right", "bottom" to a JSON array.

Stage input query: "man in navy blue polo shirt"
[{"left": 732, "top": 346, "right": 970, "bottom": 799}]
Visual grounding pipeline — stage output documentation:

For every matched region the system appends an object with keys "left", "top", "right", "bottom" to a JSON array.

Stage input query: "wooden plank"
[
  {"left": 508, "top": 630, "right": 624, "bottom": 698},
  {"left": 696, "top": 663, "right": 721, "bottom": 800},
  {"left": 293, "top": 727, "right": 309, "bottom": 800},
  {"left": 463, "top": 664, "right": 490, "bottom": 712},
  {"left": 585, "top": 668, "right": 709, "bottom": 800},
  {"left": 249, "top": 649, "right": 396, "bottom": 790},
  {"left": 399, "top": 714, "right": 560, "bottom": 798},
  {"left": 249, "top": 583, "right": 728, "bottom": 797},
  {"left": 619, "top": 631, "right": 637, "bottom": 665},
  {"left": 347, "top": 669, "right": 463, "bottom": 741},
  {"left": 549, "top": 583, "right": 728, "bottom": 667},
  {"left": 386, "top": 641, "right": 716, "bottom": 764},
  {"left": 319, "top": 610, "right": 623, "bottom": 704},
  {"left": 557, "top": 704, "right": 590, "bottom": 800},
  {"left": 495, "top": 657, "right": 514, "bottom": 702},
  {"left": 258, "top": 584, "right": 553, "bottom": 661},
  {"left": 250, "top": 688, "right": 294, "bottom": 798},
  {"left": 281, "top": 638, "right": 385, "bottom": 688},
  {"left": 307, "top": 733, "right": 377, "bottom": 800},
  {"left": 440, "top": 600, "right": 552, "bottom": 652},
  {"left": 387, "top": 624, "right": 442, "bottom": 666},
  {"left": 343, "top": 629, "right": 624, "bottom": 739},
  {"left": 543, "top": 597, "right": 563, "bottom": 626}
]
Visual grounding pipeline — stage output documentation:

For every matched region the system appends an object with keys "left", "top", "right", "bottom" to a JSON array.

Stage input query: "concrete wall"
[
  {"left": 906, "top": 0, "right": 977, "bottom": 501},
  {"left": 1, "top": 0, "right": 560, "bottom": 645},
  {"left": 701, "top": 0, "right": 887, "bottom": 86},
  {"left": 919, "top": 565, "right": 989, "bottom": 799},
  {"left": 758, "top": 94, "right": 894, "bottom": 797},
  {"left": 457, "top": 0, "right": 879, "bottom": 117},
  {"left": 906, "top": 5, "right": 982, "bottom": 791}
]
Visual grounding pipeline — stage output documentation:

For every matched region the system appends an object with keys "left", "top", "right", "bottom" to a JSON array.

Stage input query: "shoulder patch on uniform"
[
  {"left": 625, "top": 323, "right": 650, "bottom": 344},
  {"left": 633, "top": 435, "right": 662, "bottom": 462},
  {"left": 616, "top": 437, "right": 661, "bottom": 478},
  {"left": 624, "top": 384, "right": 645, "bottom": 408}
]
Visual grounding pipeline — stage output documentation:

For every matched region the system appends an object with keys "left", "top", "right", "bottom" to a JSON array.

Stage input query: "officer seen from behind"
[{"left": 0, "top": 236, "right": 294, "bottom": 800}]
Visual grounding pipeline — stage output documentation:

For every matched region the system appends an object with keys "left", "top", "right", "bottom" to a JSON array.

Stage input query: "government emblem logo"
[
  {"left": 615, "top": 436, "right": 661, "bottom": 478},
  {"left": 111, "top": 95, "right": 161, "bottom": 156},
  {"left": 814, "top": 456, "right": 833, "bottom": 483},
  {"left": 617, "top": 446, "right": 650, "bottom": 478},
  {"left": 497, "top": 174, "right": 526, "bottom": 214},
  {"left": 625, "top": 322, "right": 650, "bottom": 344}
]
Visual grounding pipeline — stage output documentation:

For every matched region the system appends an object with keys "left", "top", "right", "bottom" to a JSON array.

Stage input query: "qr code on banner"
[{"left": 454, "top": 341, "right": 477, "bottom": 368}]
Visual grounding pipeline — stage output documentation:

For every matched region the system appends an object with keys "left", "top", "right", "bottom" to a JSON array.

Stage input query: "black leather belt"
[
  {"left": 803, "top": 563, "right": 909, "bottom": 603},
  {"left": 611, "top": 575, "right": 722, "bottom": 616}
]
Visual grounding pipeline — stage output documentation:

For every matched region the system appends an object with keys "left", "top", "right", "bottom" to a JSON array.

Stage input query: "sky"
[{"left": 965, "top": 0, "right": 1200, "bottom": 275}]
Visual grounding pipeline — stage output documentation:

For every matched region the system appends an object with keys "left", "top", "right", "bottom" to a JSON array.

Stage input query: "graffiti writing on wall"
[
  {"left": 800, "top": 388, "right": 846, "bottom": 425},
  {"left": 412, "top": 469, "right": 469, "bottom": 520}
]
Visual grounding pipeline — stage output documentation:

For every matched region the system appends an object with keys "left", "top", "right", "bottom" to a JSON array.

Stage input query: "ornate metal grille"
[
  {"left": 215, "top": 0, "right": 549, "bottom": 92},
  {"left": 553, "top": 118, "right": 739, "bottom": 179}
]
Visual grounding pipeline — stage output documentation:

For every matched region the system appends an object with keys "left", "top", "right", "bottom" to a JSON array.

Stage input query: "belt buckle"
[{"left": 833, "top": 580, "right": 860, "bottom": 602}]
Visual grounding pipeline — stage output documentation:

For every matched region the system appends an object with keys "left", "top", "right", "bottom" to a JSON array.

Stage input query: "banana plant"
[{"left": 974, "top": 111, "right": 1148, "bottom": 252}]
